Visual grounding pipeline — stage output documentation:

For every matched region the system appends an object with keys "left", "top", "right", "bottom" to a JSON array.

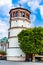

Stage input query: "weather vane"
[{"left": 19, "top": 3, "right": 22, "bottom": 7}]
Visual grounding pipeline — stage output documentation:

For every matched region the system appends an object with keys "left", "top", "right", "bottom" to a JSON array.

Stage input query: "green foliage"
[
  {"left": 18, "top": 27, "right": 43, "bottom": 55},
  {"left": 0, "top": 51, "right": 6, "bottom": 55}
]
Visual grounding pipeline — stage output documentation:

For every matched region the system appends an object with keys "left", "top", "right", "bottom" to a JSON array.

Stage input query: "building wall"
[
  {"left": 8, "top": 19, "right": 29, "bottom": 61},
  {"left": 0, "top": 42, "right": 8, "bottom": 51},
  {"left": 7, "top": 56, "right": 25, "bottom": 61},
  {"left": 11, "top": 20, "right": 29, "bottom": 28},
  {"left": 9, "top": 28, "right": 23, "bottom": 37},
  {"left": 7, "top": 48, "right": 25, "bottom": 56},
  {"left": 8, "top": 37, "right": 19, "bottom": 47},
  {"left": 7, "top": 8, "right": 30, "bottom": 61}
]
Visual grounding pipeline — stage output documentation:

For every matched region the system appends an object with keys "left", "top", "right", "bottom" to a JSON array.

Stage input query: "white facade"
[
  {"left": 11, "top": 19, "right": 30, "bottom": 28},
  {"left": 8, "top": 38, "right": 19, "bottom": 47},
  {"left": 7, "top": 48, "right": 25, "bottom": 56},
  {"left": 9, "top": 28, "right": 23, "bottom": 36},
  {"left": 0, "top": 42, "right": 8, "bottom": 51}
]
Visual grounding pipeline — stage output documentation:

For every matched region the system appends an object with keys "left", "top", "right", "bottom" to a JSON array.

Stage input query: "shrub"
[{"left": 0, "top": 51, "right": 6, "bottom": 55}]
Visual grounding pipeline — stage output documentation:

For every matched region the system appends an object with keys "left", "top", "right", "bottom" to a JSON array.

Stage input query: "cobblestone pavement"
[{"left": 0, "top": 60, "right": 43, "bottom": 65}]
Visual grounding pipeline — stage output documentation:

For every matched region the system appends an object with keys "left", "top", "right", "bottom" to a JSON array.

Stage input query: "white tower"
[{"left": 7, "top": 7, "right": 31, "bottom": 61}]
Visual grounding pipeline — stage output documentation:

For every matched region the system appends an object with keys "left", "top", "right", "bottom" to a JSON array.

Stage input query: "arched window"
[
  {"left": 20, "top": 12, "right": 25, "bottom": 17},
  {"left": 20, "top": 12, "right": 23, "bottom": 17},
  {"left": 14, "top": 11, "right": 18, "bottom": 17}
]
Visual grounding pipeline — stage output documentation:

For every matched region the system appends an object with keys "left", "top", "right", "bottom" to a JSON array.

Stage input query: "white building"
[
  {"left": 7, "top": 7, "right": 31, "bottom": 61},
  {"left": 0, "top": 37, "right": 8, "bottom": 51}
]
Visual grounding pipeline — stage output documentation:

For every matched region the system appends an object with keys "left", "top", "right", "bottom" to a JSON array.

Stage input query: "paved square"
[{"left": 0, "top": 60, "right": 43, "bottom": 65}]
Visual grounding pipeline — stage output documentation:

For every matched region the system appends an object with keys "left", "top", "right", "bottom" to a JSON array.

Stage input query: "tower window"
[
  {"left": 20, "top": 12, "right": 23, "bottom": 17},
  {"left": 23, "top": 12, "right": 25, "bottom": 17},
  {"left": 14, "top": 12, "right": 18, "bottom": 17},
  {"left": 20, "top": 12, "right": 25, "bottom": 17}
]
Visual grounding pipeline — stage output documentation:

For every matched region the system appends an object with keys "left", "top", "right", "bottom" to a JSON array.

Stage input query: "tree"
[
  {"left": 18, "top": 27, "right": 43, "bottom": 60},
  {"left": 18, "top": 29, "right": 34, "bottom": 54},
  {"left": 0, "top": 51, "right": 6, "bottom": 55}
]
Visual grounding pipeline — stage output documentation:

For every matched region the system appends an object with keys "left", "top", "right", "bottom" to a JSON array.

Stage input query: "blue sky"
[{"left": 0, "top": 0, "right": 43, "bottom": 38}]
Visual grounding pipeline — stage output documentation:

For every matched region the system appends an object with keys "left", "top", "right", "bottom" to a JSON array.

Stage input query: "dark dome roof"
[{"left": 9, "top": 7, "right": 31, "bottom": 14}]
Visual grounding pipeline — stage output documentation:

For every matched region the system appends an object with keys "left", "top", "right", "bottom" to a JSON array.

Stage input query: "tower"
[{"left": 7, "top": 7, "right": 31, "bottom": 61}]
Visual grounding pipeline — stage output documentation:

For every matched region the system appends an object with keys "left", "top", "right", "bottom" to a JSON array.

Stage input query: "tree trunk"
[{"left": 26, "top": 54, "right": 33, "bottom": 61}]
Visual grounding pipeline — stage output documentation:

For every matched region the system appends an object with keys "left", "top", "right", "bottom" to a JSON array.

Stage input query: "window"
[
  {"left": 1, "top": 44, "right": 3, "bottom": 46},
  {"left": 14, "top": 12, "right": 18, "bottom": 17},
  {"left": 20, "top": 12, "right": 25, "bottom": 17},
  {"left": 23, "top": 12, "right": 25, "bottom": 17},
  {"left": 20, "top": 55, "right": 22, "bottom": 57},
  {"left": 20, "top": 12, "right": 23, "bottom": 17}
]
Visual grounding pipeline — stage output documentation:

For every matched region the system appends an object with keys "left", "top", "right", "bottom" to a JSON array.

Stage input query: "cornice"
[
  {"left": 10, "top": 17, "right": 30, "bottom": 23},
  {"left": 8, "top": 36, "right": 17, "bottom": 39},
  {"left": 8, "top": 27, "right": 29, "bottom": 30}
]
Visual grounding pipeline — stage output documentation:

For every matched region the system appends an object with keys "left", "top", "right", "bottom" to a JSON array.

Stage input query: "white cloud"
[
  {"left": 28, "top": 1, "right": 39, "bottom": 12},
  {"left": 29, "top": 14, "right": 36, "bottom": 27},
  {"left": 28, "top": 0, "right": 41, "bottom": 12},
  {"left": 29, "top": 23, "right": 34, "bottom": 28},
  {"left": 19, "top": 0, "right": 41, "bottom": 5},
  {"left": 27, "top": 0, "right": 43, "bottom": 19},
  {"left": 18, "top": 0, "right": 28, "bottom": 4},
  {"left": 39, "top": 5, "right": 43, "bottom": 19},
  {"left": 0, "top": 0, "right": 14, "bottom": 16},
  {"left": 0, "top": 0, "right": 12, "bottom": 7},
  {"left": 30, "top": 14, "right": 36, "bottom": 23},
  {"left": 0, "top": 0, "right": 13, "bottom": 38},
  {"left": 0, "top": 19, "right": 8, "bottom": 39}
]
